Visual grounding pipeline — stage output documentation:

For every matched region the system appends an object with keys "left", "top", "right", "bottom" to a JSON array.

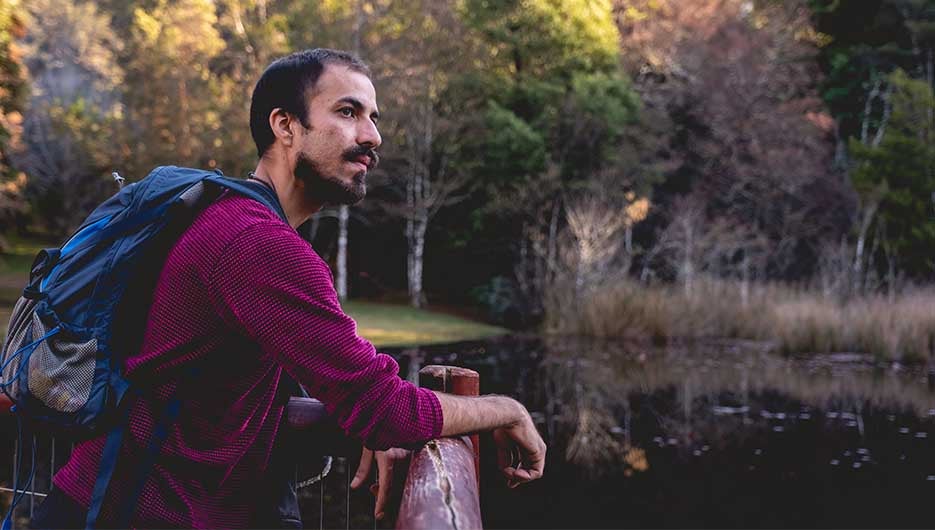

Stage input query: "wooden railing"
[
  {"left": 396, "top": 366, "right": 482, "bottom": 530},
  {"left": 0, "top": 365, "right": 484, "bottom": 529}
]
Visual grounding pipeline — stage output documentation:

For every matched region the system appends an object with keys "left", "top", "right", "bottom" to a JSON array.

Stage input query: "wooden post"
[
  {"left": 419, "top": 365, "right": 480, "bottom": 489},
  {"left": 395, "top": 365, "right": 483, "bottom": 530},
  {"left": 284, "top": 396, "right": 355, "bottom": 456}
]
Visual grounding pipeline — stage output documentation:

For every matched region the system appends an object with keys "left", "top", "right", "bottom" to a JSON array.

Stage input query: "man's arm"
[
  {"left": 433, "top": 392, "right": 523, "bottom": 434},
  {"left": 210, "top": 220, "right": 443, "bottom": 450},
  {"left": 433, "top": 392, "right": 546, "bottom": 487},
  {"left": 353, "top": 391, "right": 546, "bottom": 520}
]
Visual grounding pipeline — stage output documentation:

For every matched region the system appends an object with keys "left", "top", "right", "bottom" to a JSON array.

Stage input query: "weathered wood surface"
[
  {"left": 284, "top": 396, "right": 356, "bottom": 456},
  {"left": 0, "top": 395, "right": 329, "bottom": 426},
  {"left": 419, "top": 365, "right": 481, "bottom": 489},
  {"left": 397, "top": 365, "right": 483, "bottom": 530},
  {"left": 0, "top": 394, "right": 356, "bottom": 455},
  {"left": 396, "top": 436, "right": 482, "bottom": 530},
  {"left": 286, "top": 396, "right": 328, "bottom": 429}
]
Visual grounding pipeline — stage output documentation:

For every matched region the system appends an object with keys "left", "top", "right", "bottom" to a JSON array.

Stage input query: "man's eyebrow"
[{"left": 337, "top": 96, "right": 380, "bottom": 120}]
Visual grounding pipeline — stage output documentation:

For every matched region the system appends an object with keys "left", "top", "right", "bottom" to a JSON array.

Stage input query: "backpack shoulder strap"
[{"left": 205, "top": 175, "right": 288, "bottom": 223}]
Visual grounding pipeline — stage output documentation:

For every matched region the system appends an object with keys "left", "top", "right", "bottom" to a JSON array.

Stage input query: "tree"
[
  {"left": 850, "top": 69, "right": 935, "bottom": 277},
  {"left": 368, "top": 0, "right": 478, "bottom": 308},
  {"left": 211, "top": 0, "right": 293, "bottom": 177},
  {"left": 809, "top": 0, "right": 935, "bottom": 161},
  {"left": 286, "top": 0, "right": 480, "bottom": 307},
  {"left": 15, "top": 0, "right": 124, "bottom": 235},
  {"left": 810, "top": 1, "right": 935, "bottom": 282},
  {"left": 0, "top": 0, "right": 27, "bottom": 238},
  {"left": 120, "top": 0, "right": 226, "bottom": 175},
  {"left": 448, "top": 0, "right": 643, "bottom": 315},
  {"left": 619, "top": 0, "right": 850, "bottom": 280}
]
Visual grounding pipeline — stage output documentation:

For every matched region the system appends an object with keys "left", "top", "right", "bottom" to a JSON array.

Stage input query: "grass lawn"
[
  {"left": 0, "top": 236, "right": 47, "bottom": 326},
  {"left": 342, "top": 300, "right": 507, "bottom": 348}
]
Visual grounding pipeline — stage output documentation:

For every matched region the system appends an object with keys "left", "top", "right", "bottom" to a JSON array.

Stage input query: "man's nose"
[{"left": 357, "top": 118, "right": 382, "bottom": 149}]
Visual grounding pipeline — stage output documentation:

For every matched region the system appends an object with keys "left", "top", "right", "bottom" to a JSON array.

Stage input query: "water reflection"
[{"left": 388, "top": 335, "right": 935, "bottom": 529}]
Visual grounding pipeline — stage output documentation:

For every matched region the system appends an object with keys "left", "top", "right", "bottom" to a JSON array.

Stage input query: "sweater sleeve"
[{"left": 208, "top": 220, "right": 442, "bottom": 450}]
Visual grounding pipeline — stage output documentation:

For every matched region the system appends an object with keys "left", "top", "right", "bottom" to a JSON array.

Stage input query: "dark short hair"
[{"left": 250, "top": 48, "right": 371, "bottom": 158}]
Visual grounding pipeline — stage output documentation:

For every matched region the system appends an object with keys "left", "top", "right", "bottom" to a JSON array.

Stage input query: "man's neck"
[{"left": 252, "top": 159, "right": 323, "bottom": 229}]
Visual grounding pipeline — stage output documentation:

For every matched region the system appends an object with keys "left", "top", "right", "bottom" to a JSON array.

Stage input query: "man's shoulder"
[
  {"left": 190, "top": 194, "right": 288, "bottom": 243},
  {"left": 203, "top": 192, "right": 282, "bottom": 225},
  {"left": 173, "top": 193, "right": 309, "bottom": 264},
  {"left": 192, "top": 194, "right": 327, "bottom": 269}
]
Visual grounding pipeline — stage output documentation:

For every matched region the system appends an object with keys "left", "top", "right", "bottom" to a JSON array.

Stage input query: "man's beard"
[{"left": 294, "top": 150, "right": 371, "bottom": 206}]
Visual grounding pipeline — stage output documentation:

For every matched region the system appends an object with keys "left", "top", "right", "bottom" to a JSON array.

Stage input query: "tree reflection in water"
[{"left": 394, "top": 335, "right": 935, "bottom": 528}]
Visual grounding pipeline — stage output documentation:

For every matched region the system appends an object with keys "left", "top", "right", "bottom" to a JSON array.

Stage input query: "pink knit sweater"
[{"left": 52, "top": 194, "right": 443, "bottom": 527}]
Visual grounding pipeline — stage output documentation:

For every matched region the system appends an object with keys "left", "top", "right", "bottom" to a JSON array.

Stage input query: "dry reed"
[{"left": 544, "top": 278, "right": 935, "bottom": 361}]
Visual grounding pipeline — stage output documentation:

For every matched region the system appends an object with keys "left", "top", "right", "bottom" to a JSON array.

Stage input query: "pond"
[
  {"left": 384, "top": 334, "right": 935, "bottom": 529},
  {"left": 3, "top": 334, "right": 935, "bottom": 528}
]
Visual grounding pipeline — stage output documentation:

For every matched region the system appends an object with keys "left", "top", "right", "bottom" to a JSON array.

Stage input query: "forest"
[{"left": 1, "top": 0, "right": 934, "bottom": 359}]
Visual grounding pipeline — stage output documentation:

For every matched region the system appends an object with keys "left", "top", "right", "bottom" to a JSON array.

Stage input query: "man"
[{"left": 33, "top": 48, "right": 545, "bottom": 528}]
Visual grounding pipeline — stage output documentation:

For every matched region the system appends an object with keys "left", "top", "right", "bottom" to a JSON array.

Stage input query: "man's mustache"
[{"left": 343, "top": 145, "right": 380, "bottom": 171}]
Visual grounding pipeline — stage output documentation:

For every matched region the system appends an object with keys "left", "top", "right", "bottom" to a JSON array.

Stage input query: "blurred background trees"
[{"left": 4, "top": 0, "right": 935, "bottom": 323}]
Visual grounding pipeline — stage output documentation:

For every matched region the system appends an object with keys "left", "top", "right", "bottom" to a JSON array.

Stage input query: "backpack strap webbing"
[{"left": 85, "top": 396, "right": 132, "bottom": 529}]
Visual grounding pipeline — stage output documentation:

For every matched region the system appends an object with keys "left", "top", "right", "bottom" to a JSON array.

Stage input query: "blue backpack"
[{"left": 0, "top": 166, "right": 287, "bottom": 529}]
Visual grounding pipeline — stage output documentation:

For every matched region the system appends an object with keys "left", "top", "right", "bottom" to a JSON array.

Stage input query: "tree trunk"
[
  {"left": 861, "top": 78, "right": 882, "bottom": 146},
  {"left": 547, "top": 198, "right": 560, "bottom": 284},
  {"left": 928, "top": 47, "right": 934, "bottom": 144},
  {"left": 406, "top": 163, "right": 428, "bottom": 308},
  {"left": 833, "top": 122, "right": 848, "bottom": 170},
  {"left": 624, "top": 225, "right": 634, "bottom": 274},
  {"left": 681, "top": 219, "right": 695, "bottom": 298},
  {"left": 853, "top": 202, "right": 877, "bottom": 296},
  {"left": 336, "top": 205, "right": 348, "bottom": 300},
  {"left": 408, "top": 211, "right": 427, "bottom": 308}
]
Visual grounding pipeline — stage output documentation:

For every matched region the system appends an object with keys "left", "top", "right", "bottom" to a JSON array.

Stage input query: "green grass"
[
  {"left": 0, "top": 234, "right": 47, "bottom": 277},
  {"left": 0, "top": 236, "right": 43, "bottom": 325},
  {"left": 342, "top": 300, "right": 507, "bottom": 347},
  {"left": 0, "top": 238, "right": 508, "bottom": 348}
]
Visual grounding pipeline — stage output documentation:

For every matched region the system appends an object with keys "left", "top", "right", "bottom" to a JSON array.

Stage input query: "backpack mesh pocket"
[
  {"left": 26, "top": 313, "right": 97, "bottom": 413},
  {"left": 1, "top": 296, "right": 37, "bottom": 397}
]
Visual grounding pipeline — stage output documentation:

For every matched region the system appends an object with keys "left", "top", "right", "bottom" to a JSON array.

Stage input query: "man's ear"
[{"left": 268, "top": 108, "right": 294, "bottom": 147}]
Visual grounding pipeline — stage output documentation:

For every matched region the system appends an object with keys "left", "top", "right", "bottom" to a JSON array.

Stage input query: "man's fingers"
[
  {"left": 501, "top": 464, "right": 540, "bottom": 488},
  {"left": 499, "top": 440, "right": 546, "bottom": 487},
  {"left": 493, "top": 415, "right": 548, "bottom": 488},
  {"left": 374, "top": 455, "right": 394, "bottom": 520},
  {"left": 496, "top": 445, "right": 510, "bottom": 473},
  {"left": 351, "top": 448, "right": 374, "bottom": 489},
  {"left": 523, "top": 441, "right": 546, "bottom": 477}
]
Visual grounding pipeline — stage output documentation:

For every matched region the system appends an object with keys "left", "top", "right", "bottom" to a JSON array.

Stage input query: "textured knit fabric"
[{"left": 51, "top": 195, "right": 443, "bottom": 528}]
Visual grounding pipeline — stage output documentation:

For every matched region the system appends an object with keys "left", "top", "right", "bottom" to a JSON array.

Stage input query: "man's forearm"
[{"left": 432, "top": 391, "right": 526, "bottom": 436}]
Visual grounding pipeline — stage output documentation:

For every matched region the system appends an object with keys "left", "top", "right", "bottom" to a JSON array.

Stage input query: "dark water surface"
[
  {"left": 384, "top": 335, "right": 935, "bottom": 529},
  {"left": 4, "top": 334, "right": 935, "bottom": 529}
]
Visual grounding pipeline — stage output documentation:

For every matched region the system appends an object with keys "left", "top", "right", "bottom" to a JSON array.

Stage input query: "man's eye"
[{"left": 339, "top": 107, "right": 355, "bottom": 117}]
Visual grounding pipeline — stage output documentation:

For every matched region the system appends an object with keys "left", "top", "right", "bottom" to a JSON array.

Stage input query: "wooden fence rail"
[
  {"left": 396, "top": 366, "right": 483, "bottom": 530},
  {"left": 0, "top": 364, "right": 484, "bottom": 529}
]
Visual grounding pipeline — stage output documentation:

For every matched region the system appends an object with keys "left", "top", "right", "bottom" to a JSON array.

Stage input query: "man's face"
[{"left": 293, "top": 64, "right": 382, "bottom": 206}]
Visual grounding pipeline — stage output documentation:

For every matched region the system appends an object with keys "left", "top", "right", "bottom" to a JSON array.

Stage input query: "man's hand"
[
  {"left": 350, "top": 447, "right": 410, "bottom": 521},
  {"left": 492, "top": 407, "right": 546, "bottom": 488},
  {"left": 434, "top": 392, "right": 547, "bottom": 488}
]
